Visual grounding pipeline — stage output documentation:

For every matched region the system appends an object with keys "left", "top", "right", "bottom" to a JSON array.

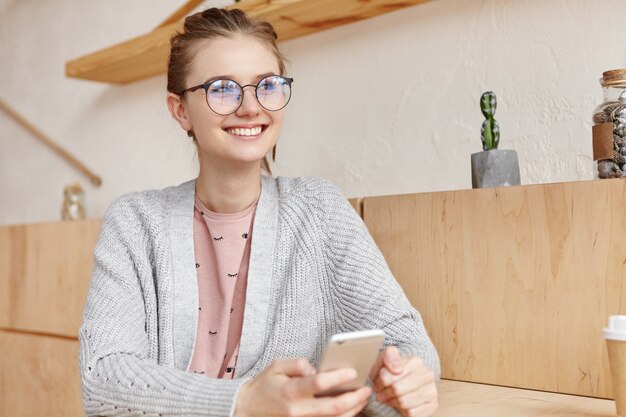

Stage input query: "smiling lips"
[{"left": 225, "top": 126, "right": 264, "bottom": 137}]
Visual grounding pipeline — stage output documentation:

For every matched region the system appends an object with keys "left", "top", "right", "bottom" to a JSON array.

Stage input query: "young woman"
[{"left": 79, "top": 7, "right": 440, "bottom": 417}]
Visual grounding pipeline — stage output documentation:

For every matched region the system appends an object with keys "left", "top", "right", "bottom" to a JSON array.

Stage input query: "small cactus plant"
[{"left": 480, "top": 91, "right": 500, "bottom": 151}]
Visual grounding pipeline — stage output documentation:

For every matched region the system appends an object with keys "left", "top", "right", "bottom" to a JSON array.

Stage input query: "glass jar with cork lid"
[{"left": 593, "top": 69, "right": 626, "bottom": 178}]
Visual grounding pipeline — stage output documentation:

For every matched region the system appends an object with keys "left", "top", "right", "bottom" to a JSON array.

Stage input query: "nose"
[{"left": 235, "top": 85, "right": 261, "bottom": 117}]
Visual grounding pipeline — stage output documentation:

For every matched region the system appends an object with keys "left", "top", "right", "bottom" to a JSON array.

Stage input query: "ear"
[{"left": 166, "top": 92, "right": 193, "bottom": 132}]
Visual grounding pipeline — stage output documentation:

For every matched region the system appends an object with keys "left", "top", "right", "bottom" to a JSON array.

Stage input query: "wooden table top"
[{"left": 436, "top": 380, "right": 616, "bottom": 417}]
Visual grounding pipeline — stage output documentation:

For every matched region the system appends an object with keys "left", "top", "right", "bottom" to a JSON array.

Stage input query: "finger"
[
  {"left": 386, "top": 384, "right": 438, "bottom": 414},
  {"left": 299, "top": 386, "right": 372, "bottom": 417},
  {"left": 288, "top": 367, "right": 358, "bottom": 397},
  {"left": 377, "top": 368, "right": 436, "bottom": 402},
  {"left": 271, "top": 358, "right": 316, "bottom": 377},
  {"left": 373, "top": 355, "right": 427, "bottom": 392},
  {"left": 407, "top": 400, "right": 439, "bottom": 417},
  {"left": 334, "top": 387, "right": 372, "bottom": 417},
  {"left": 373, "top": 366, "right": 405, "bottom": 392},
  {"left": 370, "top": 346, "right": 403, "bottom": 381},
  {"left": 386, "top": 391, "right": 421, "bottom": 413},
  {"left": 398, "top": 395, "right": 439, "bottom": 417},
  {"left": 336, "top": 391, "right": 371, "bottom": 417},
  {"left": 382, "top": 346, "right": 403, "bottom": 374}
]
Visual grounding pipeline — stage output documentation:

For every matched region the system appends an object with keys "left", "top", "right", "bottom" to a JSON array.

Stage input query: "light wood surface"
[
  {"left": 436, "top": 379, "right": 615, "bottom": 417},
  {"left": 0, "top": 225, "right": 8, "bottom": 329},
  {"left": 0, "top": 97, "right": 102, "bottom": 186},
  {"left": 0, "top": 331, "right": 83, "bottom": 417},
  {"left": 65, "top": 0, "right": 431, "bottom": 84},
  {"left": 0, "top": 219, "right": 101, "bottom": 338},
  {"left": 363, "top": 179, "right": 626, "bottom": 399}
]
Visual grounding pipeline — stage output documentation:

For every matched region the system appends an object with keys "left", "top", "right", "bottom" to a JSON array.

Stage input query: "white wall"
[{"left": 0, "top": 0, "right": 622, "bottom": 225}]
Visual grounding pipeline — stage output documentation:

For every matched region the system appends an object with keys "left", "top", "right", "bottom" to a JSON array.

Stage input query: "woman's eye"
[
  {"left": 210, "top": 81, "right": 239, "bottom": 94},
  {"left": 260, "top": 78, "right": 281, "bottom": 90},
  {"left": 212, "top": 86, "right": 234, "bottom": 93}
]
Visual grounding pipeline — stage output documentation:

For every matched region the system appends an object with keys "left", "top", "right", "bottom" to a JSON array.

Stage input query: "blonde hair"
[{"left": 167, "top": 8, "right": 287, "bottom": 172}]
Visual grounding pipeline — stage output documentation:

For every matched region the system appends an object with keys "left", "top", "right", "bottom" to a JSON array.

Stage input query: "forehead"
[{"left": 188, "top": 35, "right": 280, "bottom": 84}]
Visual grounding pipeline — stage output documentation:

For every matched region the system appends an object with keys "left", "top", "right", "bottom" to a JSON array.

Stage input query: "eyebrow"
[{"left": 202, "top": 72, "right": 278, "bottom": 85}]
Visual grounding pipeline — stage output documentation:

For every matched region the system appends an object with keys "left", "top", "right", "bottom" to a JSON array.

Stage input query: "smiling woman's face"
[{"left": 180, "top": 34, "right": 285, "bottom": 170}]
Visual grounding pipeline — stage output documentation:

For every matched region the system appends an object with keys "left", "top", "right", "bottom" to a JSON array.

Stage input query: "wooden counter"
[
  {"left": 0, "top": 218, "right": 101, "bottom": 337},
  {"left": 3, "top": 181, "right": 625, "bottom": 414},
  {"left": 364, "top": 179, "right": 626, "bottom": 398},
  {"left": 437, "top": 379, "right": 615, "bottom": 417},
  {"left": 0, "top": 218, "right": 100, "bottom": 416}
]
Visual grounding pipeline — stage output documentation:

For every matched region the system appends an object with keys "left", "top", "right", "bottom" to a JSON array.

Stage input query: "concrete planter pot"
[{"left": 471, "top": 149, "right": 521, "bottom": 188}]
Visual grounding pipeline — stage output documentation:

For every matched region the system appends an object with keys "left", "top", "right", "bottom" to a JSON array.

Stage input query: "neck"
[{"left": 195, "top": 158, "right": 262, "bottom": 214}]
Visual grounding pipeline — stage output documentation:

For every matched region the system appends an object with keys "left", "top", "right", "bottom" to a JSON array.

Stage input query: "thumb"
[
  {"left": 271, "top": 358, "right": 316, "bottom": 378},
  {"left": 382, "top": 346, "right": 403, "bottom": 374}
]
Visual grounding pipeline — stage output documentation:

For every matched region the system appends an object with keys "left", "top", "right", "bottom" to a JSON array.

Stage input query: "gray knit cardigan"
[{"left": 79, "top": 175, "right": 440, "bottom": 417}]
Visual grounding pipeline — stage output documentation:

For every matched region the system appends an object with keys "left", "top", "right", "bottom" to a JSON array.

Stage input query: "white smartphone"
[{"left": 315, "top": 329, "right": 385, "bottom": 397}]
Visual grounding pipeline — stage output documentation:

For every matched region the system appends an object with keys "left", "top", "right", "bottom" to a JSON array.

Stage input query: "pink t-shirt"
[{"left": 188, "top": 195, "right": 257, "bottom": 379}]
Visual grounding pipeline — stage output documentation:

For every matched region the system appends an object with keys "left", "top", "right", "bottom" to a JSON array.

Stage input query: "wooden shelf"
[{"left": 65, "top": 0, "right": 430, "bottom": 84}]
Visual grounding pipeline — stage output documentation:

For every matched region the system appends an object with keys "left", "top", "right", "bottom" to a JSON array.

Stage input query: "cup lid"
[{"left": 603, "top": 316, "right": 626, "bottom": 341}]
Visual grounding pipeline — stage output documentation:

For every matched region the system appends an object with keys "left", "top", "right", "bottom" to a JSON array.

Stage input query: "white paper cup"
[{"left": 604, "top": 316, "right": 626, "bottom": 416}]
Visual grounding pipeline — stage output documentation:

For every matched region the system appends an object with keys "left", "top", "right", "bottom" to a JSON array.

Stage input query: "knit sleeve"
[
  {"left": 317, "top": 181, "right": 441, "bottom": 417},
  {"left": 79, "top": 195, "right": 247, "bottom": 417}
]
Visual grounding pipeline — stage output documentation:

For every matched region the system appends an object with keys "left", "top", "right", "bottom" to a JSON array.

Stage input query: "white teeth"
[{"left": 227, "top": 126, "right": 262, "bottom": 137}]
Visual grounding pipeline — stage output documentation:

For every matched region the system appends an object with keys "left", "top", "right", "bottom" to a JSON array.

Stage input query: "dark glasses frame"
[{"left": 180, "top": 75, "right": 294, "bottom": 115}]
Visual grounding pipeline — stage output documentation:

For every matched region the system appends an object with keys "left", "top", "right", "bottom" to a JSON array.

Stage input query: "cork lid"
[{"left": 601, "top": 69, "right": 626, "bottom": 86}]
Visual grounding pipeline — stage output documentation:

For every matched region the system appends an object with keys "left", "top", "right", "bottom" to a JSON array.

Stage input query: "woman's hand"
[
  {"left": 235, "top": 358, "right": 371, "bottom": 417},
  {"left": 370, "top": 347, "right": 438, "bottom": 417}
]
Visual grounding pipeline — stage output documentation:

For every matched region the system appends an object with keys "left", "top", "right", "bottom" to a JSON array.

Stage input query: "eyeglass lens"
[{"left": 206, "top": 75, "right": 291, "bottom": 115}]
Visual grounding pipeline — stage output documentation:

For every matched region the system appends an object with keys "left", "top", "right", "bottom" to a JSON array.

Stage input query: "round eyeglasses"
[{"left": 181, "top": 75, "right": 294, "bottom": 116}]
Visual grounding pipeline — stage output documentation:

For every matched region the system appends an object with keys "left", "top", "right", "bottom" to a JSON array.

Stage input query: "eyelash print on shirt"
[
  {"left": 209, "top": 331, "right": 217, "bottom": 335},
  {"left": 227, "top": 273, "right": 238, "bottom": 278},
  {"left": 213, "top": 236, "right": 224, "bottom": 241}
]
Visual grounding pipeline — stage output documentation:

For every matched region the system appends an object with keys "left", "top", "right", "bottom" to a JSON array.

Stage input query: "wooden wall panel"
[
  {"left": 0, "top": 227, "right": 9, "bottom": 329},
  {"left": 0, "top": 219, "right": 101, "bottom": 338},
  {"left": 0, "top": 331, "right": 82, "bottom": 416},
  {"left": 363, "top": 179, "right": 626, "bottom": 399}
]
